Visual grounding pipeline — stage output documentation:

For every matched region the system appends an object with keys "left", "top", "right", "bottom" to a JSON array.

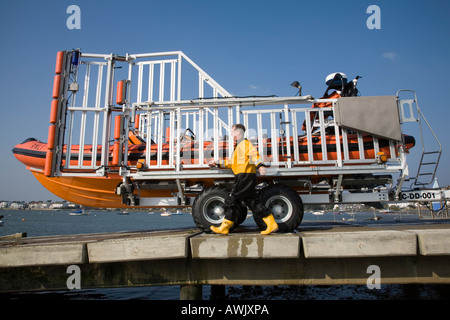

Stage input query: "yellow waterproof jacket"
[{"left": 219, "top": 138, "right": 263, "bottom": 175}]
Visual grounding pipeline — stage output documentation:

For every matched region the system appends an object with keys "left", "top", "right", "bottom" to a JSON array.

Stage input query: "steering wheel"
[{"left": 180, "top": 128, "right": 196, "bottom": 143}]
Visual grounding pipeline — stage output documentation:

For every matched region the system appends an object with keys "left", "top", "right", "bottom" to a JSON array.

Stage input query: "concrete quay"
[{"left": 1, "top": 221, "right": 450, "bottom": 297}]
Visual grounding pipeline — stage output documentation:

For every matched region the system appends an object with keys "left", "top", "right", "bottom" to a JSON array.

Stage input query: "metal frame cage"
[{"left": 45, "top": 50, "right": 444, "bottom": 207}]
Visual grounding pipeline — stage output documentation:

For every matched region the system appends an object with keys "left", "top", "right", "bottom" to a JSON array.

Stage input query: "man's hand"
[
  {"left": 258, "top": 166, "right": 267, "bottom": 176},
  {"left": 208, "top": 160, "right": 217, "bottom": 167}
]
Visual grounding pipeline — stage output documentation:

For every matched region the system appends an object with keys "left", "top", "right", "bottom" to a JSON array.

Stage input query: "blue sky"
[{"left": 0, "top": 0, "right": 449, "bottom": 201}]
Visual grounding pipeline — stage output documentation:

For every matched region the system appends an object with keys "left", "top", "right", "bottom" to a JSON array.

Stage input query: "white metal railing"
[
  {"left": 64, "top": 60, "right": 108, "bottom": 170},
  {"left": 128, "top": 97, "right": 403, "bottom": 175},
  {"left": 55, "top": 51, "right": 231, "bottom": 176},
  {"left": 133, "top": 105, "right": 235, "bottom": 170},
  {"left": 52, "top": 50, "right": 406, "bottom": 180}
]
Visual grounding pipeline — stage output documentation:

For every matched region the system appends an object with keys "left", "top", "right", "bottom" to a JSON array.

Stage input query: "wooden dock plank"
[
  {"left": 300, "top": 229, "right": 417, "bottom": 258},
  {"left": 190, "top": 231, "right": 300, "bottom": 259},
  {"left": 0, "top": 243, "right": 86, "bottom": 267},
  {"left": 87, "top": 230, "right": 200, "bottom": 263},
  {"left": 1, "top": 223, "right": 450, "bottom": 293},
  {"left": 410, "top": 229, "right": 450, "bottom": 256}
]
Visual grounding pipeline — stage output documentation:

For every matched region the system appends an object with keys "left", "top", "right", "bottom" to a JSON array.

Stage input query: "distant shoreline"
[{"left": 0, "top": 207, "right": 445, "bottom": 215}]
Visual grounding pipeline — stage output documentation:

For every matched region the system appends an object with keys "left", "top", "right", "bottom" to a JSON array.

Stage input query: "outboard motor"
[{"left": 324, "top": 72, "right": 361, "bottom": 97}]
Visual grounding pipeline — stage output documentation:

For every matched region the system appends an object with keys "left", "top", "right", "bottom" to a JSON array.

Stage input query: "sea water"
[
  {"left": 1, "top": 209, "right": 449, "bottom": 300},
  {"left": 0, "top": 209, "right": 425, "bottom": 238}
]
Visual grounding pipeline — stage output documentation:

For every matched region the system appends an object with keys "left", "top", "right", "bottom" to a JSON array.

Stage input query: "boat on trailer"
[
  {"left": 12, "top": 133, "right": 415, "bottom": 170},
  {"left": 12, "top": 49, "right": 446, "bottom": 232}
]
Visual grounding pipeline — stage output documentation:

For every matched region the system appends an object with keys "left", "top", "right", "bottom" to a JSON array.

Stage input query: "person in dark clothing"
[{"left": 208, "top": 124, "right": 278, "bottom": 235}]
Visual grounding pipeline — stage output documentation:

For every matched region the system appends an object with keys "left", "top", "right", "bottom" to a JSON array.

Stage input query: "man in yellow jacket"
[{"left": 208, "top": 124, "right": 279, "bottom": 235}]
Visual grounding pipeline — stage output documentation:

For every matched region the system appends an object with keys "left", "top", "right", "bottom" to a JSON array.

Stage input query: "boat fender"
[
  {"left": 55, "top": 51, "right": 65, "bottom": 74},
  {"left": 44, "top": 150, "right": 53, "bottom": 176},
  {"left": 49, "top": 100, "right": 58, "bottom": 124},
  {"left": 52, "top": 75, "right": 61, "bottom": 99},
  {"left": 47, "top": 125, "right": 56, "bottom": 149}
]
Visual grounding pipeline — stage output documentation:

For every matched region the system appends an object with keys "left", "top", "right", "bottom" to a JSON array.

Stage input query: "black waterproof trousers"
[{"left": 223, "top": 173, "right": 270, "bottom": 221}]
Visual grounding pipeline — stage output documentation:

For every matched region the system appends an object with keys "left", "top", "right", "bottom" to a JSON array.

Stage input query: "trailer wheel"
[
  {"left": 254, "top": 184, "right": 303, "bottom": 232},
  {"left": 192, "top": 186, "right": 247, "bottom": 231}
]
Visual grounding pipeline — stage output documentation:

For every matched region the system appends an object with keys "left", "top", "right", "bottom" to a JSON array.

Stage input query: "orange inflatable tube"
[
  {"left": 47, "top": 125, "right": 56, "bottom": 149},
  {"left": 52, "top": 75, "right": 61, "bottom": 99},
  {"left": 116, "top": 80, "right": 126, "bottom": 105},
  {"left": 112, "top": 141, "right": 121, "bottom": 166},
  {"left": 49, "top": 100, "right": 58, "bottom": 124},
  {"left": 114, "top": 115, "right": 122, "bottom": 140},
  {"left": 44, "top": 150, "right": 54, "bottom": 176},
  {"left": 55, "top": 51, "right": 64, "bottom": 75}
]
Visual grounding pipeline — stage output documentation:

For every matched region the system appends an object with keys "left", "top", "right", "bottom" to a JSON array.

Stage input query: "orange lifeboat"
[
  {"left": 12, "top": 133, "right": 415, "bottom": 170},
  {"left": 11, "top": 132, "right": 415, "bottom": 208}
]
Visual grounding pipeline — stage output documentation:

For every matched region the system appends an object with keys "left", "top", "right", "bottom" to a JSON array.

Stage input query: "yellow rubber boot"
[
  {"left": 260, "top": 214, "right": 279, "bottom": 235},
  {"left": 210, "top": 219, "right": 234, "bottom": 235}
]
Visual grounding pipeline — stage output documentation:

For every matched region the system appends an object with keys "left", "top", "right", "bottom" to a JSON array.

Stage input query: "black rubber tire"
[
  {"left": 192, "top": 186, "right": 247, "bottom": 231},
  {"left": 254, "top": 184, "right": 304, "bottom": 232}
]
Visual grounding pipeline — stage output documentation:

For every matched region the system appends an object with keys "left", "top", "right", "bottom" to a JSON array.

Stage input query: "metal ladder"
[
  {"left": 397, "top": 90, "right": 442, "bottom": 187},
  {"left": 415, "top": 150, "right": 442, "bottom": 186}
]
